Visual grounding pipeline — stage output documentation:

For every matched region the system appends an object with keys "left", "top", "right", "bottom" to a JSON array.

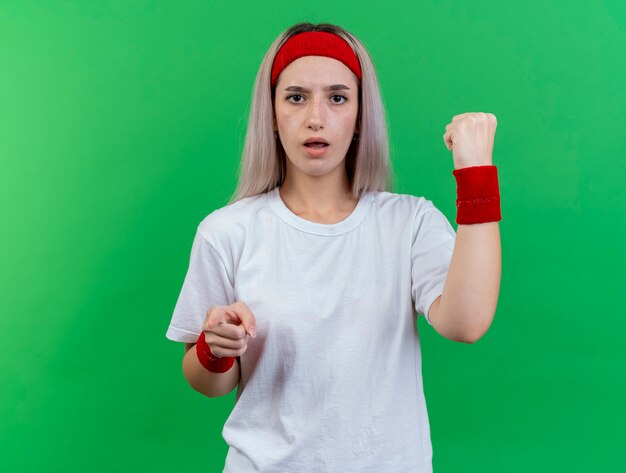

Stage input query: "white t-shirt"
[{"left": 166, "top": 185, "right": 456, "bottom": 472}]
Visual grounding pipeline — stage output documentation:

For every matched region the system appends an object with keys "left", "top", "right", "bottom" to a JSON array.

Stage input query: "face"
[{"left": 273, "top": 55, "right": 360, "bottom": 179}]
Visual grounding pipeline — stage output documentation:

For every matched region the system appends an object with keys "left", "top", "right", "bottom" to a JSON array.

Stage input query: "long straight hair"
[{"left": 226, "top": 22, "right": 394, "bottom": 205}]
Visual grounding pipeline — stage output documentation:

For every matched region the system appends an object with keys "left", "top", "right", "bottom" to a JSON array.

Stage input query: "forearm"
[
  {"left": 182, "top": 344, "right": 240, "bottom": 398},
  {"left": 435, "top": 221, "right": 501, "bottom": 342}
]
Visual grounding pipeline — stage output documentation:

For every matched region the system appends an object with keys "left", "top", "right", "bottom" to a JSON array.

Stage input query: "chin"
[{"left": 302, "top": 158, "right": 346, "bottom": 175}]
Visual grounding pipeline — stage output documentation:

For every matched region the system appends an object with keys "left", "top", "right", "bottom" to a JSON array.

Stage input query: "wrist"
[
  {"left": 452, "top": 164, "right": 501, "bottom": 224},
  {"left": 196, "top": 332, "right": 236, "bottom": 374}
]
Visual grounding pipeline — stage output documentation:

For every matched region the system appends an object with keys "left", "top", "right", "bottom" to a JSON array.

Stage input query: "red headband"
[{"left": 271, "top": 31, "right": 362, "bottom": 87}]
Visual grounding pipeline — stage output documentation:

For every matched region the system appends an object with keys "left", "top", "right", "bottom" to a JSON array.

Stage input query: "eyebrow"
[{"left": 283, "top": 84, "right": 351, "bottom": 92}]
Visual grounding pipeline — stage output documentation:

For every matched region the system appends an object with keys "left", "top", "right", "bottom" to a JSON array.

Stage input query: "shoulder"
[
  {"left": 369, "top": 190, "right": 453, "bottom": 242},
  {"left": 197, "top": 192, "right": 267, "bottom": 250},
  {"left": 369, "top": 190, "right": 439, "bottom": 217}
]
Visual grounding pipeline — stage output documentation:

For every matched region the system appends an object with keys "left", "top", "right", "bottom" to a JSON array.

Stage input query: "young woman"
[{"left": 166, "top": 21, "right": 501, "bottom": 472}]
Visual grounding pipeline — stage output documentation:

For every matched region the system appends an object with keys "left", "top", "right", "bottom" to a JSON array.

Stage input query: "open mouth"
[{"left": 304, "top": 142, "right": 329, "bottom": 149}]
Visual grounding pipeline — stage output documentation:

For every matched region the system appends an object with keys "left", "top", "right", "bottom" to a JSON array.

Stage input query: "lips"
[{"left": 304, "top": 137, "right": 329, "bottom": 148}]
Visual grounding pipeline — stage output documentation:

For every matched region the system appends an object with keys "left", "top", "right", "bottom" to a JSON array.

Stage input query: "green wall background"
[{"left": 1, "top": 1, "right": 624, "bottom": 471}]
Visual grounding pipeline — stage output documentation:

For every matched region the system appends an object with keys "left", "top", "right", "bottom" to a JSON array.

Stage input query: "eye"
[
  {"left": 286, "top": 94, "right": 304, "bottom": 103},
  {"left": 285, "top": 94, "right": 348, "bottom": 104}
]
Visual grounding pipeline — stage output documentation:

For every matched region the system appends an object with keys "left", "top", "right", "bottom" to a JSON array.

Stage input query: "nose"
[{"left": 306, "top": 97, "right": 324, "bottom": 130}]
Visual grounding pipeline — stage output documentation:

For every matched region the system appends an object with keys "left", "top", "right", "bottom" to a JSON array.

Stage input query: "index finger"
[{"left": 229, "top": 301, "right": 257, "bottom": 338}]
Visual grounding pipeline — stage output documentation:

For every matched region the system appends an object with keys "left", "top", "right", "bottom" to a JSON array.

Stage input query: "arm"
[
  {"left": 428, "top": 221, "right": 501, "bottom": 343},
  {"left": 182, "top": 342, "right": 240, "bottom": 398}
]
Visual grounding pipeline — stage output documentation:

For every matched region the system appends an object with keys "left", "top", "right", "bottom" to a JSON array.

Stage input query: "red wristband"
[
  {"left": 196, "top": 332, "right": 236, "bottom": 374},
  {"left": 452, "top": 165, "right": 502, "bottom": 224}
]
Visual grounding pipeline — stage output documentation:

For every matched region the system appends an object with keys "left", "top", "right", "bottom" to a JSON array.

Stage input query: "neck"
[{"left": 279, "top": 173, "right": 358, "bottom": 218}]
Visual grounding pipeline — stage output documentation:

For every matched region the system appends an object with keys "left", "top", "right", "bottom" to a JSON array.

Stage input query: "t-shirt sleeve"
[
  {"left": 411, "top": 204, "right": 456, "bottom": 326},
  {"left": 165, "top": 228, "right": 236, "bottom": 343}
]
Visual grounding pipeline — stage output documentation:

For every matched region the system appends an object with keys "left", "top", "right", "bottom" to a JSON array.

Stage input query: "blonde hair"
[{"left": 226, "top": 22, "right": 394, "bottom": 205}]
